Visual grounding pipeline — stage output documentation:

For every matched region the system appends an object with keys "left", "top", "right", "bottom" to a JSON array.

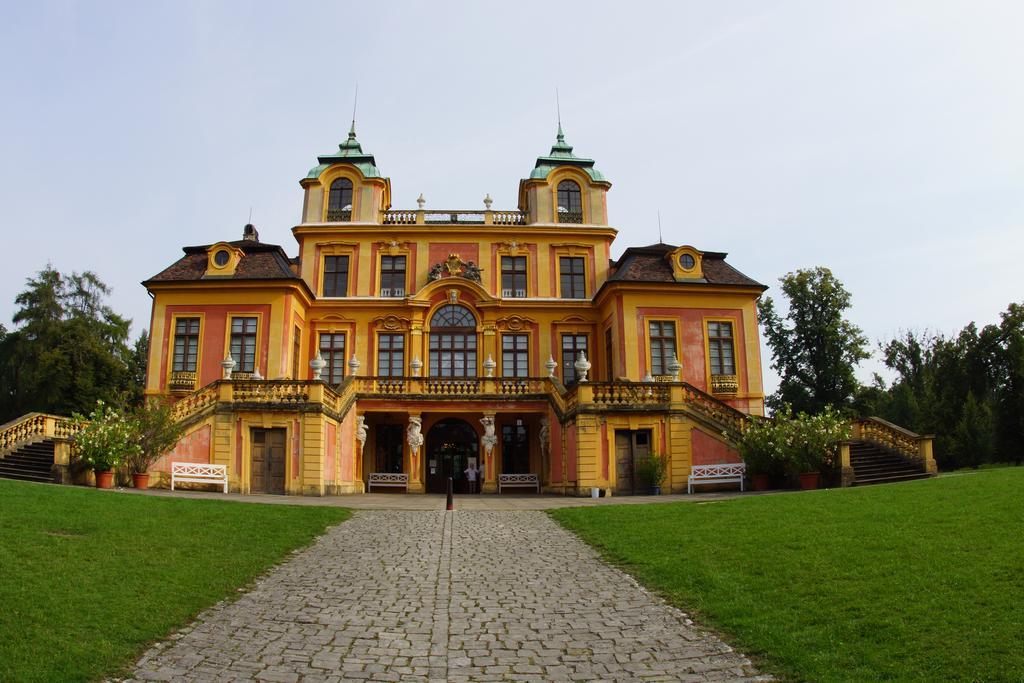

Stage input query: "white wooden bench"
[
  {"left": 687, "top": 463, "right": 745, "bottom": 493},
  {"left": 367, "top": 472, "right": 408, "bottom": 492},
  {"left": 171, "top": 463, "right": 228, "bottom": 493},
  {"left": 498, "top": 473, "right": 539, "bottom": 494}
]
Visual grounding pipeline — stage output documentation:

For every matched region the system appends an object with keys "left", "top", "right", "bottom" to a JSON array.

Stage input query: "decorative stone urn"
[
  {"left": 309, "top": 351, "right": 327, "bottom": 381},
  {"left": 410, "top": 357, "right": 423, "bottom": 377},
  {"left": 667, "top": 353, "right": 682, "bottom": 380},
  {"left": 574, "top": 352, "right": 591, "bottom": 383},
  {"left": 348, "top": 354, "right": 360, "bottom": 376},
  {"left": 220, "top": 354, "right": 236, "bottom": 380},
  {"left": 483, "top": 355, "right": 496, "bottom": 378},
  {"left": 545, "top": 355, "right": 558, "bottom": 378}
]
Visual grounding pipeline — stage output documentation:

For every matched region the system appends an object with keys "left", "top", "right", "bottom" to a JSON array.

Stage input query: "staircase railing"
[
  {"left": 0, "top": 413, "right": 80, "bottom": 457},
  {"left": 850, "top": 417, "right": 937, "bottom": 474}
]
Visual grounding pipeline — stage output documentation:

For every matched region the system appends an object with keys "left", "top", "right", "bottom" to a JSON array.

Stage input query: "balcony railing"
[
  {"left": 168, "top": 370, "right": 197, "bottom": 392},
  {"left": 710, "top": 374, "right": 739, "bottom": 394},
  {"left": 379, "top": 288, "right": 405, "bottom": 298},
  {"left": 501, "top": 288, "right": 527, "bottom": 298},
  {"left": 382, "top": 209, "right": 526, "bottom": 226},
  {"left": 326, "top": 209, "right": 352, "bottom": 222},
  {"left": 557, "top": 210, "right": 583, "bottom": 224}
]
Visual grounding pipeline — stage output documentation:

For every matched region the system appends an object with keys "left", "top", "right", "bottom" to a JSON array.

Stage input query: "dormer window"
[
  {"left": 556, "top": 180, "right": 582, "bottom": 223},
  {"left": 327, "top": 178, "right": 353, "bottom": 221}
]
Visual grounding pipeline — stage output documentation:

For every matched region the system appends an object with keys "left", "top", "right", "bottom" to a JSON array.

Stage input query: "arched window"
[
  {"left": 429, "top": 305, "right": 477, "bottom": 377},
  {"left": 327, "top": 178, "right": 353, "bottom": 221},
  {"left": 556, "top": 180, "right": 583, "bottom": 224},
  {"left": 430, "top": 304, "right": 476, "bottom": 329}
]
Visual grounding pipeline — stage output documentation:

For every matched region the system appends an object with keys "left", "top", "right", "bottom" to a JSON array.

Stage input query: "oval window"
[
  {"left": 680, "top": 254, "right": 696, "bottom": 270},
  {"left": 214, "top": 250, "right": 230, "bottom": 267}
]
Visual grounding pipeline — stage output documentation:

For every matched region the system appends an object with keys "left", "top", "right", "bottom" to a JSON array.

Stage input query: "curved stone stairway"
[
  {"left": 850, "top": 440, "right": 931, "bottom": 486},
  {"left": 0, "top": 440, "right": 56, "bottom": 483}
]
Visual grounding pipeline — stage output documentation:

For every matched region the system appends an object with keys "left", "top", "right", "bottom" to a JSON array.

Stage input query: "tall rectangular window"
[
  {"left": 648, "top": 321, "right": 677, "bottom": 376},
  {"left": 230, "top": 317, "right": 258, "bottom": 373},
  {"left": 380, "top": 256, "right": 406, "bottom": 297},
  {"left": 377, "top": 334, "right": 405, "bottom": 376},
  {"left": 319, "top": 333, "right": 346, "bottom": 384},
  {"left": 502, "top": 334, "right": 529, "bottom": 377},
  {"left": 559, "top": 257, "right": 586, "bottom": 299},
  {"left": 172, "top": 318, "right": 200, "bottom": 372},
  {"left": 322, "top": 255, "right": 349, "bottom": 297},
  {"left": 561, "top": 333, "right": 588, "bottom": 385},
  {"left": 708, "top": 322, "right": 736, "bottom": 375},
  {"left": 292, "top": 327, "right": 301, "bottom": 379},
  {"left": 501, "top": 256, "right": 527, "bottom": 297}
]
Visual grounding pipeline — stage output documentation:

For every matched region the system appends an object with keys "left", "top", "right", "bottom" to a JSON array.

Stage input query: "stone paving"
[{"left": 128, "top": 510, "right": 768, "bottom": 682}]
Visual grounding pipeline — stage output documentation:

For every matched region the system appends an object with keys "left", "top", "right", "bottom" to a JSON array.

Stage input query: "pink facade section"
[
  {"left": 153, "top": 424, "right": 211, "bottom": 472},
  {"left": 691, "top": 427, "right": 743, "bottom": 465}
]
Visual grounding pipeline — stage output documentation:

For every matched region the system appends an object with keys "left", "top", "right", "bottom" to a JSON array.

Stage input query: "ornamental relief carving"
[
  {"left": 371, "top": 314, "right": 411, "bottom": 331},
  {"left": 428, "top": 253, "right": 482, "bottom": 283},
  {"left": 496, "top": 315, "right": 536, "bottom": 331},
  {"left": 376, "top": 239, "right": 409, "bottom": 255}
]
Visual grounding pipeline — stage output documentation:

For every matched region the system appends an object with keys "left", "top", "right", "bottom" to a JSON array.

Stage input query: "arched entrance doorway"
[{"left": 425, "top": 418, "right": 479, "bottom": 494}]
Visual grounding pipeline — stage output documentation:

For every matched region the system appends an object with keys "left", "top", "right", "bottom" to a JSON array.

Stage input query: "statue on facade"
[
  {"left": 480, "top": 416, "right": 497, "bottom": 457},
  {"left": 462, "top": 260, "right": 482, "bottom": 283},
  {"left": 407, "top": 416, "right": 424, "bottom": 458},
  {"left": 428, "top": 262, "right": 445, "bottom": 281},
  {"left": 539, "top": 417, "right": 550, "bottom": 456},
  {"left": 355, "top": 416, "right": 367, "bottom": 451}
]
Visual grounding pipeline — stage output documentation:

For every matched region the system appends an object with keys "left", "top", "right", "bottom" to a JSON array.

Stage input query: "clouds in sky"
[{"left": 0, "top": 1, "right": 1020, "bottom": 393}]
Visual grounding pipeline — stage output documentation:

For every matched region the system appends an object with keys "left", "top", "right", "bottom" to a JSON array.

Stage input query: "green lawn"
[
  {"left": 0, "top": 480, "right": 349, "bottom": 682},
  {"left": 551, "top": 468, "right": 1024, "bottom": 682}
]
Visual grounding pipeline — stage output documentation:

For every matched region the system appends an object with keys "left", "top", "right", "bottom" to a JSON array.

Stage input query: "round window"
[
  {"left": 213, "top": 250, "right": 230, "bottom": 267},
  {"left": 680, "top": 253, "right": 696, "bottom": 270}
]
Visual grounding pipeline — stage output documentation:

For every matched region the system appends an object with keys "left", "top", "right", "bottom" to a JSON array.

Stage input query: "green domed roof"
[
  {"left": 305, "top": 122, "right": 383, "bottom": 180},
  {"left": 528, "top": 125, "right": 606, "bottom": 183}
]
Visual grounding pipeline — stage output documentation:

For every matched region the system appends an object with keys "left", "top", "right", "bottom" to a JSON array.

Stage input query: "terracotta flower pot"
[
  {"left": 94, "top": 470, "right": 114, "bottom": 489},
  {"left": 798, "top": 471, "right": 821, "bottom": 490},
  {"left": 752, "top": 473, "right": 771, "bottom": 491},
  {"left": 132, "top": 472, "right": 150, "bottom": 489}
]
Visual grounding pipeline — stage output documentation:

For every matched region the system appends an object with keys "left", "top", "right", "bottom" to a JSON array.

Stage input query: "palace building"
[{"left": 140, "top": 124, "right": 767, "bottom": 495}]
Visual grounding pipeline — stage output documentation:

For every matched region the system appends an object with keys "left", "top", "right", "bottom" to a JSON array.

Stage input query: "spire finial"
[
  {"left": 556, "top": 87, "right": 564, "bottom": 141},
  {"left": 349, "top": 84, "right": 359, "bottom": 139},
  {"left": 657, "top": 210, "right": 663, "bottom": 244}
]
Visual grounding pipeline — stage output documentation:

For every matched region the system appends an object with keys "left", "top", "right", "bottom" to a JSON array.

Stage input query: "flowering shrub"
[
  {"left": 738, "top": 405, "right": 850, "bottom": 479},
  {"left": 71, "top": 401, "right": 141, "bottom": 472}
]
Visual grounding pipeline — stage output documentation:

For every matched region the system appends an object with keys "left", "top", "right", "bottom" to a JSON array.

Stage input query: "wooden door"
[
  {"left": 615, "top": 430, "right": 652, "bottom": 495},
  {"left": 614, "top": 431, "right": 634, "bottom": 494},
  {"left": 252, "top": 428, "right": 286, "bottom": 494}
]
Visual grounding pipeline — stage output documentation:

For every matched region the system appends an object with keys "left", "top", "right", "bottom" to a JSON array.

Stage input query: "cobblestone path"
[{"left": 129, "top": 510, "right": 767, "bottom": 682}]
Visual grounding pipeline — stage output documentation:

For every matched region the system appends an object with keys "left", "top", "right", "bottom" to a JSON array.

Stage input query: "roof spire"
[
  {"left": 556, "top": 87, "right": 564, "bottom": 142},
  {"left": 349, "top": 84, "right": 359, "bottom": 140}
]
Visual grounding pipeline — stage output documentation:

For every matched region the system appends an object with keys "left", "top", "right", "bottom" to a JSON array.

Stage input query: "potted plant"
[
  {"left": 635, "top": 453, "right": 668, "bottom": 495},
  {"left": 736, "top": 415, "right": 787, "bottom": 491},
  {"left": 123, "top": 399, "right": 185, "bottom": 488},
  {"left": 71, "top": 401, "right": 139, "bottom": 489},
  {"left": 786, "top": 406, "right": 850, "bottom": 490}
]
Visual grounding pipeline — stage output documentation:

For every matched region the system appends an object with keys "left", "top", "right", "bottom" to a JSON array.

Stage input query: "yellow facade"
[{"left": 142, "top": 125, "right": 767, "bottom": 495}]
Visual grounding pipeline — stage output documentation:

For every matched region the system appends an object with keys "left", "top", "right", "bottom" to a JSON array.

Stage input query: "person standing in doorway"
[{"left": 464, "top": 462, "right": 479, "bottom": 494}]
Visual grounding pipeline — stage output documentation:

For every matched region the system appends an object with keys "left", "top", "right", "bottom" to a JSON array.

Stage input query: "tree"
[
  {"left": 0, "top": 266, "right": 136, "bottom": 421},
  {"left": 857, "top": 301, "right": 1023, "bottom": 469},
  {"left": 758, "top": 267, "right": 869, "bottom": 414}
]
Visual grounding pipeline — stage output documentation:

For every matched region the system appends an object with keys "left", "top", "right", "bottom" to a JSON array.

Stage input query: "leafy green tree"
[
  {"left": 758, "top": 267, "right": 869, "bottom": 414},
  {"left": 859, "top": 301, "right": 1023, "bottom": 469},
  {"left": 0, "top": 266, "right": 135, "bottom": 421}
]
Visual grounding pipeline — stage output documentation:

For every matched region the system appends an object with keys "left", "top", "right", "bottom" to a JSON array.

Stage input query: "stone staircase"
[
  {"left": 849, "top": 440, "right": 931, "bottom": 486},
  {"left": 0, "top": 440, "right": 56, "bottom": 483}
]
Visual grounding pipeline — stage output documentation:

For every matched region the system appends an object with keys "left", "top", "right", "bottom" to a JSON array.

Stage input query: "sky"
[{"left": 1, "top": 1, "right": 1021, "bottom": 395}]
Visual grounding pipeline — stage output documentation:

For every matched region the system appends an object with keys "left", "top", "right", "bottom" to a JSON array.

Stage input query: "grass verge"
[
  {"left": 551, "top": 467, "right": 1024, "bottom": 682},
  {"left": 0, "top": 479, "right": 349, "bottom": 682}
]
